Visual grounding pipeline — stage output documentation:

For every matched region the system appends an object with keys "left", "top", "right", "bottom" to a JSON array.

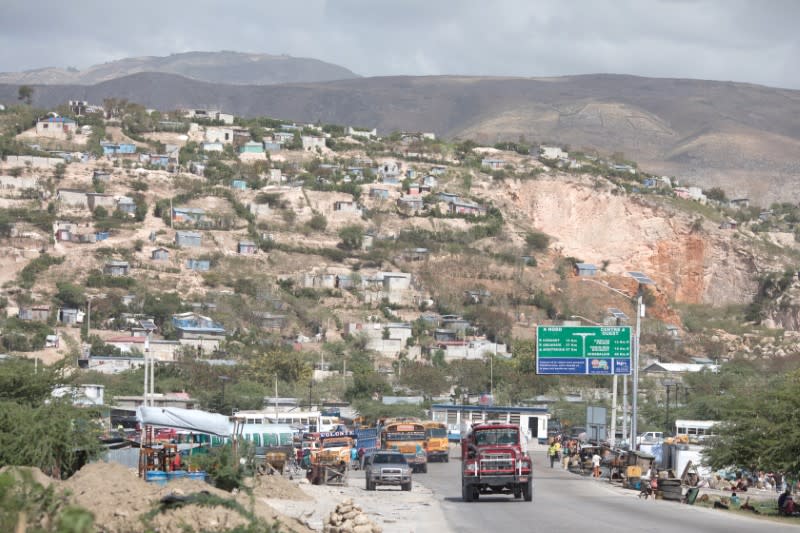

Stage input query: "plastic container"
[
  {"left": 186, "top": 471, "right": 207, "bottom": 482},
  {"left": 167, "top": 470, "right": 187, "bottom": 481},
  {"left": 145, "top": 471, "right": 167, "bottom": 486}
]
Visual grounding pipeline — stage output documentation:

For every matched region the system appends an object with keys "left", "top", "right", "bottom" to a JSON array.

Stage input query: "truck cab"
[{"left": 461, "top": 421, "right": 533, "bottom": 502}]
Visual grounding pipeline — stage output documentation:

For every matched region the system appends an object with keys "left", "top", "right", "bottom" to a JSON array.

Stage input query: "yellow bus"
[
  {"left": 381, "top": 418, "right": 428, "bottom": 473},
  {"left": 423, "top": 421, "right": 449, "bottom": 463}
]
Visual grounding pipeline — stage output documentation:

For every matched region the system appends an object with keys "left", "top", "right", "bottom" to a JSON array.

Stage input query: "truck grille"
[
  {"left": 480, "top": 452, "right": 514, "bottom": 471},
  {"left": 380, "top": 468, "right": 403, "bottom": 479}
]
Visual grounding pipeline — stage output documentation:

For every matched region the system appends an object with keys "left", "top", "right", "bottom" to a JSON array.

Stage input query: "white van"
[{"left": 636, "top": 431, "right": 663, "bottom": 445}]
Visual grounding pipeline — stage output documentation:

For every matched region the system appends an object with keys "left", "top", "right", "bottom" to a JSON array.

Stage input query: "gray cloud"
[{"left": 0, "top": 0, "right": 798, "bottom": 88}]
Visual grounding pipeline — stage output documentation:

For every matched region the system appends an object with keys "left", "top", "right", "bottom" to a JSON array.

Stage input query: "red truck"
[{"left": 461, "top": 421, "right": 533, "bottom": 502}]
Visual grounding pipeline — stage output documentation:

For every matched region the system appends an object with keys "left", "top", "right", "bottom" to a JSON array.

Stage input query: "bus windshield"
[
  {"left": 426, "top": 428, "right": 447, "bottom": 438},
  {"left": 385, "top": 432, "right": 425, "bottom": 441}
]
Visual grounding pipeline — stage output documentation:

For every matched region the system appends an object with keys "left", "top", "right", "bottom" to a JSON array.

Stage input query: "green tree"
[
  {"left": 338, "top": 225, "right": 363, "bottom": 250},
  {"left": 308, "top": 213, "right": 327, "bottom": 232},
  {"left": 18, "top": 85, "right": 34, "bottom": 105},
  {"left": 705, "top": 187, "right": 728, "bottom": 203},
  {"left": 525, "top": 231, "right": 550, "bottom": 251}
]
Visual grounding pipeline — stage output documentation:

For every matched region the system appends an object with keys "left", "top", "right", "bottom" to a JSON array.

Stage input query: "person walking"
[
  {"left": 548, "top": 443, "right": 558, "bottom": 468},
  {"left": 592, "top": 451, "right": 601, "bottom": 479}
]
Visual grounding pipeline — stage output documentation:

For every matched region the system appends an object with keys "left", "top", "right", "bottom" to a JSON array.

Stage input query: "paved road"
[{"left": 419, "top": 449, "right": 800, "bottom": 533}]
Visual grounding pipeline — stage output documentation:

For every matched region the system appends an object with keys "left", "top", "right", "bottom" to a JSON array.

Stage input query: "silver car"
[{"left": 365, "top": 451, "right": 412, "bottom": 491}]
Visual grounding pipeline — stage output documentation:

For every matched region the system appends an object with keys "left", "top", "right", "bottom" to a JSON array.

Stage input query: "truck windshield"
[{"left": 474, "top": 429, "right": 518, "bottom": 446}]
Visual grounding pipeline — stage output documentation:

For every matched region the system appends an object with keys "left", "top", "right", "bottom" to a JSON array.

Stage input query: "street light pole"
[{"left": 632, "top": 293, "right": 642, "bottom": 447}]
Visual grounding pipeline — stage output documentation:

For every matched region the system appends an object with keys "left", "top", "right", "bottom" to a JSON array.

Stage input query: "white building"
[
  {"left": 539, "top": 146, "right": 568, "bottom": 160},
  {"left": 302, "top": 136, "right": 327, "bottom": 151}
]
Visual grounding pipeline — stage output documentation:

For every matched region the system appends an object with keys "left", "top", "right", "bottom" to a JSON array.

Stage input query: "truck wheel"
[
  {"left": 513, "top": 487, "right": 522, "bottom": 499},
  {"left": 402, "top": 481, "right": 412, "bottom": 491},
  {"left": 365, "top": 477, "right": 371, "bottom": 490},
  {"left": 523, "top": 479, "right": 533, "bottom": 502},
  {"left": 444, "top": 455, "right": 449, "bottom": 463},
  {"left": 462, "top": 483, "right": 473, "bottom": 502},
  {"left": 421, "top": 463, "right": 428, "bottom": 474}
]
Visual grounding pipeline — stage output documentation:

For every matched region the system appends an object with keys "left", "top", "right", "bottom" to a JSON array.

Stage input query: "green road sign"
[
  {"left": 536, "top": 326, "right": 632, "bottom": 375},
  {"left": 537, "top": 326, "right": 631, "bottom": 358}
]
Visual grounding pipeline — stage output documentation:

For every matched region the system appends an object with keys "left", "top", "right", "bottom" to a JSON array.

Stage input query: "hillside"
[
  {"left": 1, "top": 72, "right": 799, "bottom": 203},
  {"left": 0, "top": 51, "right": 359, "bottom": 86}
]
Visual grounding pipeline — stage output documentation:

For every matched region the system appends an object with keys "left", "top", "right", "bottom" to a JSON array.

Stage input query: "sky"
[{"left": 1, "top": 0, "right": 798, "bottom": 89}]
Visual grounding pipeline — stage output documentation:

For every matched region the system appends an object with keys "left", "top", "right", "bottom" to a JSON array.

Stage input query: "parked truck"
[{"left": 461, "top": 421, "right": 533, "bottom": 502}]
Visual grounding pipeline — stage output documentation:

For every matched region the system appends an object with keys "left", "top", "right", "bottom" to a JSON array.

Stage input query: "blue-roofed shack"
[
  {"left": 171, "top": 312, "right": 226, "bottom": 337},
  {"left": 186, "top": 259, "right": 211, "bottom": 271},
  {"left": 574, "top": 263, "right": 598, "bottom": 277}
]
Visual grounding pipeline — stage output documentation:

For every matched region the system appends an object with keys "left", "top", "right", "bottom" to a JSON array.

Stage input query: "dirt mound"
[
  {"left": 251, "top": 473, "right": 313, "bottom": 501},
  {"left": 63, "top": 461, "right": 158, "bottom": 532},
  {"left": 58, "top": 461, "right": 314, "bottom": 532},
  {"left": 0, "top": 465, "right": 55, "bottom": 487}
]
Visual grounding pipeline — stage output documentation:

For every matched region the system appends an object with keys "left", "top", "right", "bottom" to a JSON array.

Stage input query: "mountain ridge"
[
  {"left": 2, "top": 70, "right": 799, "bottom": 203},
  {"left": 0, "top": 51, "right": 360, "bottom": 86}
]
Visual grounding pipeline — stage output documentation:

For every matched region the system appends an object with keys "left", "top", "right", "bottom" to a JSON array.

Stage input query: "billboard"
[{"left": 536, "top": 325, "right": 631, "bottom": 375}]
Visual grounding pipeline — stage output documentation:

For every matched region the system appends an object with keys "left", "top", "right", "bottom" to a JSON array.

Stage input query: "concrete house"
[
  {"left": 205, "top": 127, "right": 234, "bottom": 144},
  {"left": 57, "top": 189, "right": 89, "bottom": 208},
  {"left": 397, "top": 195, "right": 424, "bottom": 212},
  {"left": 87, "top": 193, "right": 116, "bottom": 212},
  {"left": 140, "top": 154, "right": 169, "bottom": 167},
  {"left": 36, "top": 116, "right": 77, "bottom": 139},
  {"left": 151, "top": 247, "right": 170, "bottom": 261},
  {"left": 539, "top": 146, "right": 568, "bottom": 160},
  {"left": 237, "top": 240, "right": 257, "bottom": 254},
  {"left": 334, "top": 200, "right": 362, "bottom": 214},
  {"left": 273, "top": 131, "right": 295, "bottom": 143},
  {"left": 104, "top": 260, "right": 130, "bottom": 277},
  {"left": 301, "top": 136, "right": 326, "bottom": 151},
  {"left": 231, "top": 179, "right": 248, "bottom": 190},
  {"left": 481, "top": 158, "right": 505, "bottom": 170},
  {"left": 449, "top": 200, "right": 486, "bottom": 216},
  {"left": 175, "top": 231, "right": 202, "bottom": 248},
  {"left": 370, "top": 187, "right": 390, "bottom": 199},
  {"left": 93, "top": 170, "right": 112, "bottom": 182}
]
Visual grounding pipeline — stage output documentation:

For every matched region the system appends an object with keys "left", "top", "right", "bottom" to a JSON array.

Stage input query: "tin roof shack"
[
  {"left": 104, "top": 260, "right": 130, "bottom": 277},
  {"left": 574, "top": 263, "right": 598, "bottom": 277},
  {"left": 186, "top": 259, "right": 210, "bottom": 271},
  {"left": 449, "top": 199, "right": 486, "bottom": 216},
  {"left": 175, "top": 231, "right": 202, "bottom": 248},
  {"left": 93, "top": 170, "right": 112, "bottom": 182},
  {"left": 151, "top": 247, "right": 170, "bottom": 261},
  {"left": 116, "top": 196, "right": 136, "bottom": 215},
  {"left": 397, "top": 195, "right": 424, "bottom": 213},
  {"left": 19, "top": 305, "right": 51, "bottom": 322},
  {"left": 238, "top": 240, "right": 257, "bottom": 255},
  {"left": 172, "top": 207, "right": 205, "bottom": 225},
  {"left": 58, "top": 307, "right": 81, "bottom": 325},
  {"left": 171, "top": 312, "right": 226, "bottom": 339}
]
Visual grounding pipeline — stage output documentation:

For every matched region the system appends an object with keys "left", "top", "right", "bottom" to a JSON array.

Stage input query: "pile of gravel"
[{"left": 323, "top": 498, "right": 382, "bottom": 533}]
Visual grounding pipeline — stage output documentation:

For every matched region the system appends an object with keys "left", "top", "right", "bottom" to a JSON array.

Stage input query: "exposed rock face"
[{"left": 504, "top": 176, "right": 777, "bottom": 305}]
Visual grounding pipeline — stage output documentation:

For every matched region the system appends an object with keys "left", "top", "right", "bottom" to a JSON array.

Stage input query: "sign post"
[{"left": 536, "top": 325, "right": 631, "bottom": 375}]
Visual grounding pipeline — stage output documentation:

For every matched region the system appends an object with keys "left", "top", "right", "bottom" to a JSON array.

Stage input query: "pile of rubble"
[{"left": 323, "top": 499, "right": 382, "bottom": 533}]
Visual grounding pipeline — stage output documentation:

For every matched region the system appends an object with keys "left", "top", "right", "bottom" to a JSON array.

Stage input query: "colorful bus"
[
  {"left": 423, "top": 421, "right": 450, "bottom": 462},
  {"left": 381, "top": 418, "right": 428, "bottom": 473}
]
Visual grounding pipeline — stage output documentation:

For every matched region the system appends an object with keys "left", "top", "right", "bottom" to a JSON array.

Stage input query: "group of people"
[{"left": 547, "top": 436, "right": 603, "bottom": 478}]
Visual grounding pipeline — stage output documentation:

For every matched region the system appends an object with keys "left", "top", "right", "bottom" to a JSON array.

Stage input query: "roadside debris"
[{"left": 323, "top": 498, "right": 382, "bottom": 533}]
